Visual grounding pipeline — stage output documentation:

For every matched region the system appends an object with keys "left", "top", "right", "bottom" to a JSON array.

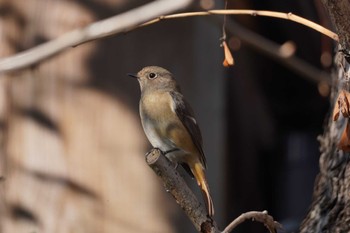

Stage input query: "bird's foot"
[
  {"left": 164, "top": 148, "right": 179, "bottom": 155},
  {"left": 163, "top": 148, "right": 180, "bottom": 169}
]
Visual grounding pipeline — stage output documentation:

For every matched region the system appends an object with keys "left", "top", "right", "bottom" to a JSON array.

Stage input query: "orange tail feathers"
[{"left": 192, "top": 163, "right": 214, "bottom": 217}]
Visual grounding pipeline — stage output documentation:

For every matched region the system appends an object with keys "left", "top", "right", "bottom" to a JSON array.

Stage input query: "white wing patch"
[
  {"left": 170, "top": 93, "right": 196, "bottom": 125},
  {"left": 170, "top": 96, "right": 176, "bottom": 114},
  {"left": 186, "top": 115, "right": 197, "bottom": 125}
]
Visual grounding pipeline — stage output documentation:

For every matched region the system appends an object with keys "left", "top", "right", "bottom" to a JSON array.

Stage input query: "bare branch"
[
  {"left": 146, "top": 148, "right": 282, "bottom": 233},
  {"left": 146, "top": 149, "right": 282, "bottom": 233},
  {"left": 140, "top": 9, "right": 338, "bottom": 41},
  {"left": 222, "top": 210, "right": 282, "bottom": 233},
  {"left": 221, "top": 17, "right": 332, "bottom": 84},
  {"left": 146, "top": 148, "right": 219, "bottom": 233},
  {"left": 0, "top": 0, "right": 192, "bottom": 73},
  {"left": 0, "top": 5, "right": 338, "bottom": 74}
]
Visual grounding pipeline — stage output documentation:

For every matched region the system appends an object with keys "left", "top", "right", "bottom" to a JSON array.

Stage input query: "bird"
[{"left": 128, "top": 66, "right": 214, "bottom": 217}]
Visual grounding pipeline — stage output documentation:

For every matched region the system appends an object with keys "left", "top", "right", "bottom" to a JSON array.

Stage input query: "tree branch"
[
  {"left": 222, "top": 211, "right": 282, "bottom": 233},
  {"left": 146, "top": 148, "right": 282, "bottom": 233},
  {"left": 0, "top": 0, "right": 193, "bottom": 73},
  {"left": 138, "top": 9, "right": 338, "bottom": 41},
  {"left": 0, "top": 6, "right": 337, "bottom": 74},
  {"left": 221, "top": 17, "right": 332, "bottom": 84},
  {"left": 146, "top": 148, "right": 218, "bottom": 233}
]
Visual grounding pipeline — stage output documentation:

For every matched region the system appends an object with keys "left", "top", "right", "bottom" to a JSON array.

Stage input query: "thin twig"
[
  {"left": 139, "top": 9, "right": 338, "bottom": 41},
  {"left": 220, "top": 17, "right": 332, "bottom": 84},
  {"left": 220, "top": 1, "right": 235, "bottom": 67},
  {"left": 221, "top": 1, "right": 228, "bottom": 41},
  {"left": 222, "top": 210, "right": 282, "bottom": 233}
]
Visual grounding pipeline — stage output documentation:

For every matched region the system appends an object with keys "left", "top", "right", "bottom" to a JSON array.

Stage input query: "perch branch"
[
  {"left": 146, "top": 149, "right": 282, "bottom": 233},
  {"left": 146, "top": 148, "right": 218, "bottom": 233},
  {"left": 222, "top": 210, "right": 282, "bottom": 233},
  {"left": 0, "top": 6, "right": 338, "bottom": 74}
]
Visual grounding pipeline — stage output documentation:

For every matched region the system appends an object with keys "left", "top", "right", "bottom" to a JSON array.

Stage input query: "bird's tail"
[{"left": 192, "top": 163, "right": 214, "bottom": 217}]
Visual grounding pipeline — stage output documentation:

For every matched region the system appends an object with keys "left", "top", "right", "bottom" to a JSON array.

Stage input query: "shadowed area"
[
  {"left": 19, "top": 108, "right": 60, "bottom": 134},
  {"left": 20, "top": 166, "right": 99, "bottom": 200},
  {"left": 10, "top": 204, "right": 38, "bottom": 223}
]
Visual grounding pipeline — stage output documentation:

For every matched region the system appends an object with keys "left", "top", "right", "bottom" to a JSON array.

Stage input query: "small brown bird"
[{"left": 129, "top": 66, "right": 214, "bottom": 217}]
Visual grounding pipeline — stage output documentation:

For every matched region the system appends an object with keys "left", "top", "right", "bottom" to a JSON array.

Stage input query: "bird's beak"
[{"left": 127, "top": 73, "right": 139, "bottom": 79}]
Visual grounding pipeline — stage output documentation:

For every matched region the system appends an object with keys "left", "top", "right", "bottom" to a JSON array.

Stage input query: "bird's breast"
[
  {"left": 140, "top": 91, "right": 177, "bottom": 150},
  {"left": 140, "top": 91, "right": 175, "bottom": 121},
  {"left": 139, "top": 91, "right": 198, "bottom": 163}
]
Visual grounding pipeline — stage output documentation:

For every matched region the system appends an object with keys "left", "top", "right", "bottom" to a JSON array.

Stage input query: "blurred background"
[{"left": 0, "top": 0, "right": 333, "bottom": 232}]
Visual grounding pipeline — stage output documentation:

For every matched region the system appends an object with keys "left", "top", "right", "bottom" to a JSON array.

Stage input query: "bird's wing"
[{"left": 169, "top": 91, "right": 207, "bottom": 168}]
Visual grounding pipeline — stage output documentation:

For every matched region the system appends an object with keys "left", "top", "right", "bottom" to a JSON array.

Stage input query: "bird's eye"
[{"left": 148, "top": 73, "right": 157, "bottom": 79}]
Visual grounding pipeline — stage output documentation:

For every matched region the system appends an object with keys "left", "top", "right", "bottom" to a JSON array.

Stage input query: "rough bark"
[
  {"left": 321, "top": 0, "right": 350, "bottom": 51},
  {"left": 300, "top": 1, "right": 350, "bottom": 232},
  {"left": 146, "top": 148, "right": 218, "bottom": 233}
]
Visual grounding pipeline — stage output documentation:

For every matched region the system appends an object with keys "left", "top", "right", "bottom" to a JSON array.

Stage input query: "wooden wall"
[{"left": 0, "top": 1, "right": 225, "bottom": 232}]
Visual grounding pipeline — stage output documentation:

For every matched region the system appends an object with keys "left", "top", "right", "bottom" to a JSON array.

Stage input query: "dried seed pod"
[{"left": 222, "top": 40, "right": 234, "bottom": 67}]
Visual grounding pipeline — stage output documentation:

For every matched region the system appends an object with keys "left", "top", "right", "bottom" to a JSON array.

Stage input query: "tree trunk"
[{"left": 300, "top": 0, "right": 350, "bottom": 232}]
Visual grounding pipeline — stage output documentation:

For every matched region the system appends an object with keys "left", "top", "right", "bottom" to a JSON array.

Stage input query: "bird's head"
[{"left": 128, "top": 66, "right": 178, "bottom": 92}]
